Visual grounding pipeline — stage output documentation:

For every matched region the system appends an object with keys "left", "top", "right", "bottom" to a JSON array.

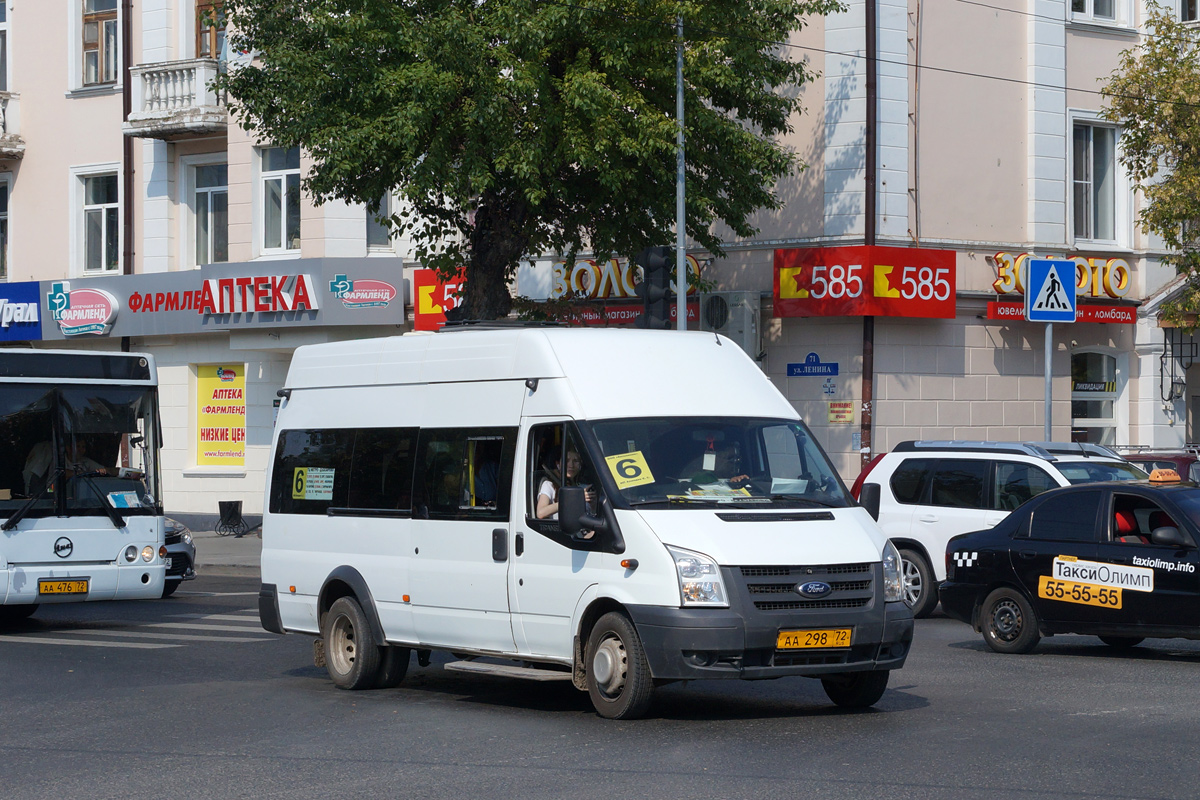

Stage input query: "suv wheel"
[{"left": 899, "top": 548, "right": 938, "bottom": 618}]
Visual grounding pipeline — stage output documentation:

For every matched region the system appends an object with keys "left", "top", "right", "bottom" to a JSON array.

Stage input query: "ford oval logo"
[
  {"left": 54, "top": 537, "right": 74, "bottom": 558},
  {"left": 796, "top": 580, "right": 831, "bottom": 598}
]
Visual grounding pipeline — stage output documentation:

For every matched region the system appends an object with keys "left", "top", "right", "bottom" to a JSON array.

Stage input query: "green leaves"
[
  {"left": 219, "top": 0, "right": 840, "bottom": 317},
  {"left": 1103, "top": 3, "right": 1200, "bottom": 328}
]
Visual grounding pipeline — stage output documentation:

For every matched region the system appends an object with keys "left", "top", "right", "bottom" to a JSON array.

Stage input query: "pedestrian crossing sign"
[{"left": 1025, "top": 258, "right": 1076, "bottom": 323}]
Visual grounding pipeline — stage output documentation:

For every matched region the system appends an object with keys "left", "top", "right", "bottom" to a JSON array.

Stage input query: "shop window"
[
  {"left": 82, "top": 173, "right": 119, "bottom": 274},
  {"left": 196, "top": 1, "right": 226, "bottom": 60},
  {"left": 195, "top": 164, "right": 228, "bottom": 265},
  {"left": 366, "top": 193, "right": 392, "bottom": 249},
  {"left": 260, "top": 146, "right": 300, "bottom": 253},
  {"left": 83, "top": 0, "right": 118, "bottom": 86},
  {"left": 1073, "top": 123, "right": 1116, "bottom": 242},
  {"left": 1071, "top": 351, "right": 1117, "bottom": 445}
]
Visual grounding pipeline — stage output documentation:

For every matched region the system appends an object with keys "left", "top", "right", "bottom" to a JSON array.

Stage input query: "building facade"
[{"left": 0, "top": 2, "right": 1194, "bottom": 524}]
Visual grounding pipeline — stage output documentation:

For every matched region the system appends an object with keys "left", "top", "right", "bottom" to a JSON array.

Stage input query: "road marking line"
[
  {"left": 58, "top": 629, "right": 273, "bottom": 643},
  {"left": 138, "top": 622, "right": 269, "bottom": 633},
  {"left": 0, "top": 635, "right": 176, "bottom": 649}
]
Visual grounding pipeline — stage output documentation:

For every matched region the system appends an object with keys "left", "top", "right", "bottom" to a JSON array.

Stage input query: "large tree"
[
  {"left": 219, "top": 0, "right": 839, "bottom": 319},
  {"left": 1103, "top": 4, "right": 1200, "bottom": 327}
]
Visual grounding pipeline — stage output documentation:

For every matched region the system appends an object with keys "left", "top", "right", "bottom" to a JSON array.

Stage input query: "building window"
[
  {"left": 1071, "top": 352, "right": 1117, "bottom": 445},
  {"left": 0, "top": 3, "right": 9, "bottom": 92},
  {"left": 196, "top": 1, "right": 226, "bottom": 60},
  {"left": 1183, "top": 0, "right": 1198, "bottom": 22},
  {"left": 82, "top": 173, "right": 119, "bottom": 273},
  {"left": 195, "top": 164, "right": 228, "bottom": 265},
  {"left": 0, "top": 181, "right": 8, "bottom": 281},
  {"left": 83, "top": 0, "right": 119, "bottom": 86},
  {"left": 1072, "top": 123, "right": 1116, "bottom": 242},
  {"left": 1072, "top": 0, "right": 1114, "bottom": 20},
  {"left": 366, "top": 193, "right": 392, "bottom": 249},
  {"left": 260, "top": 146, "right": 300, "bottom": 252}
]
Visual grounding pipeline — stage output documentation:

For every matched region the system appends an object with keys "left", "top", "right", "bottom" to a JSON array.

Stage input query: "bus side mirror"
[{"left": 859, "top": 483, "right": 881, "bottom": 521}]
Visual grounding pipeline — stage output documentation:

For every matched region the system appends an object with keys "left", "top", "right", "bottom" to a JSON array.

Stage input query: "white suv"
[{"left": 851, "top": 441, "right": 1148, "bottom": 617}]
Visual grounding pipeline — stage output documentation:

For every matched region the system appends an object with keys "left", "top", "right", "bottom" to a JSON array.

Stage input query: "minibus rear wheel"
[
  {"left": 375, "top": 645, "right": 412, "bottom": 688},
  {"left": 324, "top": 596, "right": 382, "bottom": 690},
  {"left": 586, "top": 612, "right": 653, "bottom": 720}
]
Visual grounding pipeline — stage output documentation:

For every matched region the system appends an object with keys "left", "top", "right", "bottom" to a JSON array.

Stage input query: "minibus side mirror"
[
  {"left": 559, "top": 486, "right": 625, "bottom": 553},
  {"left": 859, "top": 483, "right": 881, "bottom": 521}
]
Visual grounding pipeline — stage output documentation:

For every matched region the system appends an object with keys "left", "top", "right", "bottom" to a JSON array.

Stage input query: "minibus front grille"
[
  {"left": 753, "top": 598, "right": 871, "bottom": 611},
  {"left": 739, "top": 563, "right": 872, "bottom": 578}
]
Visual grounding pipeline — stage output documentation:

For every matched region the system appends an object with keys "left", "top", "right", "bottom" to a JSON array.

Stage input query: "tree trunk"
[{"left": 461, "top": 189, "right": 530, "bottom": 320}]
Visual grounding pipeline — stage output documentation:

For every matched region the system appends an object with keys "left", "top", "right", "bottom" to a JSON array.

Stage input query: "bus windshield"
[
  {"left": 1, "top": 383, "right": 161, "bottom": 519},
  {"left": 589, "top": 417, "right": 852, "bottom": 509}
]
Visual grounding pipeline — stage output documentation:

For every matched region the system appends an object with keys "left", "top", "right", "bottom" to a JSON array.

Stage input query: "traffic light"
[{"left": 633, "top": 246, "right": 674, "bottom": 330}]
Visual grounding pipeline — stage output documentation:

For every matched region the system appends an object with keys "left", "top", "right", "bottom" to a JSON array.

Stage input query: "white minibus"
[
  {"left": 0, "top": 350, "right": 165, "bottom": 622},
  {"left": 259, "top": 328, "right": 913, "bottom": 718}
]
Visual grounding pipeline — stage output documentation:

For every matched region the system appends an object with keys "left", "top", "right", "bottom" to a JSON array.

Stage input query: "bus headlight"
[
  {"left": 882, "top": 540, "right": 903, "bottom": 602},
  {"left": 124, "top": 545, "right": 137, "bottom": 562},
  {"left": 141, "top": 546, "right": 154, "bottom": 562},
  {"left": 667, "top": 545, "right": 728, "bottom": 607}
]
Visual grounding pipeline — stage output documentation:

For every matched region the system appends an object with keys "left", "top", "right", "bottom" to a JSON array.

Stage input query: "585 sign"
[{"left": 774, "top": 246, "right": 956, "bottom": 319}]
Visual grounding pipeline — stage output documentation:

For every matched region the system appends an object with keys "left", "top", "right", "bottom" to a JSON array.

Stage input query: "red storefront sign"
[
  {"left": 986, "top": 302, "right": 1135, "bottom": 324},
  {"left": 413, "top": 268, "right": 466, "bottom": 331},
  {"left": 774, "top": 246, "right": 957, "bottom": 318}
]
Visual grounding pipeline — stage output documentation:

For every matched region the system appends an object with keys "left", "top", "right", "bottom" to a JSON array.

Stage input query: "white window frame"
[
  {"left": 1069, "top": 0, "right": 1134, "bottom": 26},
  {"left": 255, "top": 146, "right": 301, "bottom": 259},
  {"left": 70, "top": 163, "right": 121, "bottom": 277},
  {"left": 1181, "top": 0, "right": 1199, "bottom": 22},
  {"left": 366, "top": 191, "right": 397, "bottom": 253},
  {"left": 178, "top": 153, "right": 229, "bottom": 269},
  {"left": 1069, "top": 112, "right": 1130, "bottom": 250},
  {"left": 67, "top": 0, "right": 122, "bottom": 94}
]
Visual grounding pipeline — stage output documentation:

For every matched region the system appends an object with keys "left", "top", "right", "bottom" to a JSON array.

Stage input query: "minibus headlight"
[
  {"left": 666, "top": 545, "right": 728, "bottom": 607},
  {"left": 882, "top": 540, "right": 903, "bottom": 602},
  {"left": 141, "top": 546, "right": 154, "bottom": 562}
]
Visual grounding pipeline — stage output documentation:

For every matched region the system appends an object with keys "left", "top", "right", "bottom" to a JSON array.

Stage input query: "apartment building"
[{"left": 0, "top": 2, "right": 1194, "bottom": 520}]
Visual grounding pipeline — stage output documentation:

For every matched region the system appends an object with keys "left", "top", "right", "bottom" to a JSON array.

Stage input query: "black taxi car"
[{"left": 940, "top": 474, "right": 1200, "bottom": 653}]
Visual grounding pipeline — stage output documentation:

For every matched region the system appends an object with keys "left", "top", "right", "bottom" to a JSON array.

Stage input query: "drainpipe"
[
  {"left": 860, "top": 0, "right": 877, "bottom": 471},
  {"left": 121, "top": 0, "right": 134, "bottom": 276}
]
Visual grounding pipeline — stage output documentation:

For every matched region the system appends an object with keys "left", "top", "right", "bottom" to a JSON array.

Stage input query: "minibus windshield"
[{"left": 589, "top": 417, "right": 852, "bottom": 509}]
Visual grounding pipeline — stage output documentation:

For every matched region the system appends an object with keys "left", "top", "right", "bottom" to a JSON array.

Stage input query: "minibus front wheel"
[
  {"left": 586, "top": 611, "right": 654, "bottom": 720},
  {"left": 324, "top": 596, "right": 382, "bottom": 690}
]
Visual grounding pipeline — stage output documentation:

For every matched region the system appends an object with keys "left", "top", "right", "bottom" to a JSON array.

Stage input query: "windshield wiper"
[
  {"left": 2, "top": 467, "right": 64, "bottom": 531},
  {"left": 629, "top": 497, "right": 723, "bottom": 507},
  {"left": 70, "top": 471, "right": 127, "bottom": 529}
]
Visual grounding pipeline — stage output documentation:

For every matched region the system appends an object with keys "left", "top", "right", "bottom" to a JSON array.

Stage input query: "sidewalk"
[{"left": 191, "top": 529, "right": 262, "bottom": 575}]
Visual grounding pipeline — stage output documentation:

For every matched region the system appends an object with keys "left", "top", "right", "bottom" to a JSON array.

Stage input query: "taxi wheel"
[
  {"left": 981, "top": 588, "right": 1040, "bottom": 654},
  {"left": 899, "top": 548, "right": 938, "bottom": 619},
  {"left": 374, "top": 645, "right": 411, "bottom": 689},
  {"left": 1098, "top": 635, "right": 1144, "bottom": 649},
  {"left": 586, "top": 612, "right": 654, "bottom": 720},
  {"left": 822, "top": 670, "right": 890, "bottom": 708},
  {"left": 324, "top": 596, "right": 382, "bottom": 690}
]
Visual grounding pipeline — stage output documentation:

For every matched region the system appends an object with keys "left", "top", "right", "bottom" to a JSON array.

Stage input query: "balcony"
[
  {"left": 0, "top": 92, "right": 24, "bottom": 159},
  {"left": 123, "top": 59, "right": 227, "bottom": 140}
]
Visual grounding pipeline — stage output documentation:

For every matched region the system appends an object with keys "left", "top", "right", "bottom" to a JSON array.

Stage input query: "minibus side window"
[
  {"left": 346, "top": 428, "right": 418, "bottom": 512},
  {"left": 269, "top": 428, "right": 353, "bottom": 514},
  {"left": 527, "top": 422, "right": 604, "bottom": 532},
  {"left": 413, "top": 428, "right": 516, "bottom": 521}
]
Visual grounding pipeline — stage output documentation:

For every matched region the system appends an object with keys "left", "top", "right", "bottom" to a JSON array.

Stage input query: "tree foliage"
[
  {"left": 1103, "top": 4, "right": 1200, "bottom": 328},
  {"left": 218, "top": 0, "right": 841, "bottom": 319}
]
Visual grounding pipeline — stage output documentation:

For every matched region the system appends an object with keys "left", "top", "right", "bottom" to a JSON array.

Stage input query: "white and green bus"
[{"left": 0, "top": 350, "right": 165, "bottom": 623}]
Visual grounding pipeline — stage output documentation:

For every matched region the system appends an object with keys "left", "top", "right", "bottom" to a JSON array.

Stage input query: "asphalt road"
[{"left": 4, "top": 571, "right": 1200, "bottom": 800}]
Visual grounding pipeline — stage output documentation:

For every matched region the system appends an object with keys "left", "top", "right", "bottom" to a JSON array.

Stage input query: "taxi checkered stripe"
[{"left": 953, "top": 551, "right": 978, "bottom": 568}]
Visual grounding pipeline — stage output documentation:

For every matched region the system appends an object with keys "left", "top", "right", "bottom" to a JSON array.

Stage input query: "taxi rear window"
[{"left": 1029, "top": 490, "right": 1102, "bottom": 541}]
